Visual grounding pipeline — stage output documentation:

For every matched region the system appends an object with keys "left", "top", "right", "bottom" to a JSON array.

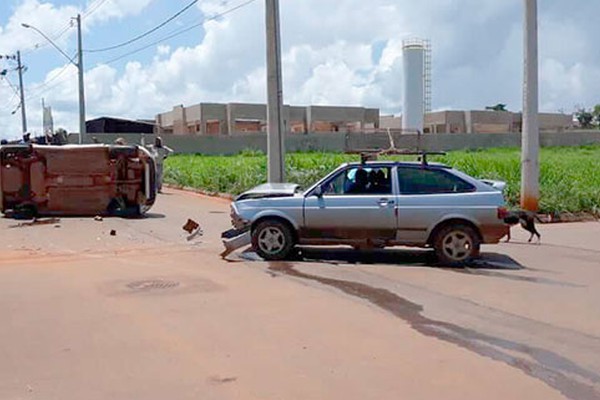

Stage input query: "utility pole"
[
  {"left": 1, "top": 52, "right": 27, "bottom": 134},
  {"left": 16, "top": 51, "right": 27, "bottom": 134},
  {"left": 21, "top": 18, "right": 87, "bottom": 144},
  {"left": 76, "top": 13, "right": 86, "bottom": 144},
  {"left": 521, "top": 0, "right": 540, "bottom": 211},
  {"left": 265, "top": 0, "right": 285, "bottom": 183}
]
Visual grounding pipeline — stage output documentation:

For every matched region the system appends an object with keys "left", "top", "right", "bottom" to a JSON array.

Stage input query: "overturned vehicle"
[{"left": 0, "top": 144, "right": 156, "bottom": 218}]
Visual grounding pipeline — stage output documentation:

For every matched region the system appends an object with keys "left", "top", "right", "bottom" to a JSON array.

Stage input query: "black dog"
[{"left": 504, "top": 210, "right": 542, "bottom": 243}]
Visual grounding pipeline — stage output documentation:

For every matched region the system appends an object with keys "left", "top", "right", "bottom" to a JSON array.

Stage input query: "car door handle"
[{"left": 378, "top": 198, "right": 394, "bottom": 207}]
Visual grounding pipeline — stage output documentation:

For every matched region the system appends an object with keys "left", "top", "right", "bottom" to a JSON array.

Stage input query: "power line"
[
  {"left": 0, "top": 91, "right": 20, "bottom": 111},
  {"left": 83, "top": 0, "right": 111, "bottom": 20},
  {"left": 86, "top": 0, "right": 199, "bottom": 53},
  {"left": 27, "top": 68, "right": 77, "bottom": 99},
  {"left": 27, "top": 59, "right": 75, "bottom": 95},
  {"left": 102, "top": 0, "right": 258, "bottom": 65},
  {"left": 2, "top": 75, "right": 21, "bottom": 97},
  {"left": 21, "top": 21, "right": 74, "bottom": 55}
]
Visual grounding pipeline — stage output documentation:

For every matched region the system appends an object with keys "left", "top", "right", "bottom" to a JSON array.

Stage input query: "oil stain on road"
[{"left": 269, "top": 262, "right": 600, "bottom": 400}]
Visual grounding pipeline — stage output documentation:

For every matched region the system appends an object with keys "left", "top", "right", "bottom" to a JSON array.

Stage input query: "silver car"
[{"left": 227, "top": 161, "right": 509, "bottom": 265}]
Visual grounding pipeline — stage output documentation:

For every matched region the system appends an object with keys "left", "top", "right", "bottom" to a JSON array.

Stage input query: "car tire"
[
  {"left": 433, "top": 223, "right": 480, "bottom": 266},
  {"left": 252, "top": 219, "right": 296, "bottom": 261},
  {"left": 14, "top": 203, "right": 38, "bottom": 220}
]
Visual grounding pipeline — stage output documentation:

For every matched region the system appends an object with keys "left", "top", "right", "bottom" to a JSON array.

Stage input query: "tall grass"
[{"left": 165, "top": 146, "right": 600, "bottom": 215}]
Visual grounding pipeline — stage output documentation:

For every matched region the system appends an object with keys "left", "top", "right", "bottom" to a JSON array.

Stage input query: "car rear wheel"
[
  {"left": 252, "top": 219, "right": 295, "bottom": 261},
  {"left": 433, "top": 223, "right": 480, "bottom": 266}
]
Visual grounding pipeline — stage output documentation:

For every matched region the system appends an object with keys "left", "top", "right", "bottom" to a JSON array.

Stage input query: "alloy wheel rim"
[
  {"left": 442, "top": 231, "right": 472, "bottom": 261},
  {"left": 258, "top": 227, "right": 285, "bottom": 254}
]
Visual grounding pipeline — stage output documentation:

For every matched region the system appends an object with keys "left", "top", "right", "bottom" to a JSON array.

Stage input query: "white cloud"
[
  {"left": 83, "top": 0, "right": 155, "bottom": 25},
  {"left": 156, "top": 45, "right": 170, "bottom": 56},
  {"left": 0, "top": 0, "right": 79, "bottom": 55}
]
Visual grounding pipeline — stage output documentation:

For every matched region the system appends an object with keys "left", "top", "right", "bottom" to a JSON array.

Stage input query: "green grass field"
[{"left": 164, "top": 146, "right": 600, "bottom": 215}]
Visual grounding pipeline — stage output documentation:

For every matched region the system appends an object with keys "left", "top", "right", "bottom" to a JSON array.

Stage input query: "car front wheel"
[
  {"left": 252, "top": 219, "right": 295, "bottom": 261},
  {"left": 433, "top": 224, "right": 480, "bottom": 266}
]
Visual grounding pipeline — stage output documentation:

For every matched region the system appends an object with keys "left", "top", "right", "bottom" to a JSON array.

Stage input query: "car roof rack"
[{"left": 348, "top": 149, "right": 447, "bottom": 166}]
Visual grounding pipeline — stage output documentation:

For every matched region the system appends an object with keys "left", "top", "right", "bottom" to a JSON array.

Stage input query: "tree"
[
  {"left": 593, "top": 104, "right": 600, "bottom": 128},
  {"left": 575, "top": 108, "right": 594, "bottom": 129},
  {"left": 485, "top": 103, "right": 508, "bottom": 112}
]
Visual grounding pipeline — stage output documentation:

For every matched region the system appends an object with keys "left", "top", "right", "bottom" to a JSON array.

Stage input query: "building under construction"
[{"left": 155, "top": 103, "right": 380, "bottom": 136}]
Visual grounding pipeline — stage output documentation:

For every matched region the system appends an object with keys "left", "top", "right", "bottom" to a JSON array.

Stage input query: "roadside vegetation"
[{"left": 164, "top": 146, "right": 600, "bottom": 216}]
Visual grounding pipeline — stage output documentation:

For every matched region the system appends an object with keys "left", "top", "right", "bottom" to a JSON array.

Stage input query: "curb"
[
  {"left": 542, "top": 212, "right": 599, "bottom": 224},
  {"left": 164, "top": 184, "right": 234, "bottom": 201}
]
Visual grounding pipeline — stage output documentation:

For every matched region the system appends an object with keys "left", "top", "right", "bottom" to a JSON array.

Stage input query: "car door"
[
  {"left": 303, "top": 166, "right": 397, "bottom": 241},
  {"left": 395, "top": 166, "right": 477, "bottom": 244}
]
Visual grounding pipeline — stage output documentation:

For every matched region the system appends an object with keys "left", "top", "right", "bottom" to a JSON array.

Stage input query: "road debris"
[
  {"left": 110, "top": 230, "right": 117, "bottom": 236},
  {"left": 183, "top": 218, "right": 203, "bottom": 241},
  {"left": 94, "top": 215, "right": 103, "bottom": 222},
  {"left": 187, "top": 228, "right": 204, "bottom": 241},
  {"left": 220, "top": 228, "right": 251, "bottom": 259},
  {"left": 9, "top": 217, "right": 61, "bottom": 228},
  {"left": 182, "top": 219, "right": 200, "bottom": 233}
]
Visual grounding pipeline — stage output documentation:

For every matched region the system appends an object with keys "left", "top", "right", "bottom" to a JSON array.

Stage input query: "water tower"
[{"left": 402, "top": 38, "right": 431, "bottom": 133}]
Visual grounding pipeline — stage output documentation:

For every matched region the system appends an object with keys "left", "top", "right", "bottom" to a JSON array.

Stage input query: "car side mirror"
[{"left": 313, "top": 185, "right": 323, "bottom": 198}]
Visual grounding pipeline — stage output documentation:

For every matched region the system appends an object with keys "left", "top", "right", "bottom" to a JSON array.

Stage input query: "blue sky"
[{"left": 1, "top": 0, "right": 599, "bottom": 139}]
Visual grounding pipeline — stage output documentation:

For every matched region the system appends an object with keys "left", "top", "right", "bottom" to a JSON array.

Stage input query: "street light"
[{"left": 22, "top": 15, "right": 86, "bottom": 144}]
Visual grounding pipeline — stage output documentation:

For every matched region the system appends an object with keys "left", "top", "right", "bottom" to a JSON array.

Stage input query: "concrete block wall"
[{"left": 70, "top": 130, "right": 600, "bottom": 156}]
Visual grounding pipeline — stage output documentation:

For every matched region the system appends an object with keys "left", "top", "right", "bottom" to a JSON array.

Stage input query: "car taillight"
[{"left": 497, "top": 206, "right": 509, "bottom": 220}]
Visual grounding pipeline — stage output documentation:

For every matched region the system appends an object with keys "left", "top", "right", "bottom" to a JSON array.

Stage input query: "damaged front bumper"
[
  {"left": 220, "top": 204, "right": 252, "bottom": 258},
  {"left": 220, "top": 226, "right": 251, "bottom": 258}
]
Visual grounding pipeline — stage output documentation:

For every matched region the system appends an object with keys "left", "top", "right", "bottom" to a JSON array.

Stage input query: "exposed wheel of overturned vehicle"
[
  {"left": 433, "top": 223, "right": 480, "bottom": 266},
  {"left": 13, "top": 203, "right": 38, "bottom": 220},
  {"left": 252, "top": 219, "right": 296, "bottom": 261}
]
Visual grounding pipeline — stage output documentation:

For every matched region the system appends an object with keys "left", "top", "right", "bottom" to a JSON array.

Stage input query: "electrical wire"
[
  {"left": 21, "top": 21, "right": 74, "bottom": 55},
  {"left": 86, "top": 0, "right": 199, "bottom": 53},
  {"left": 27, "top": 59, "right": 75, "bottom": 95},
  {"left": 101, "top": 0, "right": 257, "bottom": 65},
  {"left": 2, "top": 76, "right": 21, "bottom": 97},
  {"left": 20, "top": 0, "right": 104, "bottom": 55},
  {"left": 83, "top": 0, "right": 111, "bottom": 19},
  {"left": 0, "top": 90, "right": 20, "bottom": 111},
  {"left": 27, "top": 69, "right": 77, "bottom": 99}
]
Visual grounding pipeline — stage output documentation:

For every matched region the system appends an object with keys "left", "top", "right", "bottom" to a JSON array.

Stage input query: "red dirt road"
[{"left": 1, "top": 189, "right": 599, "bottom": 399}]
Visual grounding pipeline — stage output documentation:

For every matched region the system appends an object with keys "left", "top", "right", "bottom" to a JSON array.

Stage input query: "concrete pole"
[
  {"left": 16, "top": 51, "right": 28, "bottom": 134},
  {"left": 265, "top": 0, "right": 285, "bottom": 183},
  {"left": 76, "top": 14, "right": 86, "bottom": 144},
  {"left": 521, "top": 0, "right": 540, "bottom": 211}
]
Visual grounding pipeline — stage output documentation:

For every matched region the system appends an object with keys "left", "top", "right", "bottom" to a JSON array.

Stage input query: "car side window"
[
  {"left": 323, "top": 167, "right": 392, "bottom": 196},
  {"left": 397, "top": 167, "right": 475, "bottom": 195}
]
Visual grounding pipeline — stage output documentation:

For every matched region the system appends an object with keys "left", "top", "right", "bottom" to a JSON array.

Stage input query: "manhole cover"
[{"left": 126, "top": 280, "right": 180, "bottom": 291}]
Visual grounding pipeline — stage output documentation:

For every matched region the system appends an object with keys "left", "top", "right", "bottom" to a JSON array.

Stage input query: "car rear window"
[{"left": 397, "top": 167, "right": 475, "bottom": 195}]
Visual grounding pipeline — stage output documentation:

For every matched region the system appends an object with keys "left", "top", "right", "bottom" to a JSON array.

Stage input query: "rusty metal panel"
[
  {"left": 30, "top": 161, "right": 46, "bottom": 202},
  {"left": 47, "top": 187, "right": 113, "bottom": 214},
  {"left": 1, "top": 166, "right": 23, "bottom": 193},
  {"left": 44, "top": 146, "right": 110, "bottom": 175}
]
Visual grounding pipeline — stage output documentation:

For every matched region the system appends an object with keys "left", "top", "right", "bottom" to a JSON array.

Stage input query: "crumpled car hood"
[{"left": 235, "top": 183, "right": 301, "bottom": 201}]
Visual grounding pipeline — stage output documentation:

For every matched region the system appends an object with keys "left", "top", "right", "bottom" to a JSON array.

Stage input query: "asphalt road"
[{"left": 1, "top": 189, "right": 599, "bottom": 400}]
